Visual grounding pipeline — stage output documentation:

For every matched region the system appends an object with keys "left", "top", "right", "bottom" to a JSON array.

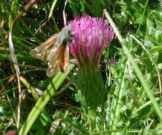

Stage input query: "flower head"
[
  {"left": 69, "top": 16, "right": 114, "bottom": 65},
  {"left": 68, "top": 16, "right": 114, "bottom": 108}
]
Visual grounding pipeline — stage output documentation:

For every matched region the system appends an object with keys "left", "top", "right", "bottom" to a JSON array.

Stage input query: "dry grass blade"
[{"left": 8, "top": 32, "right": 21, "bottom": 128}]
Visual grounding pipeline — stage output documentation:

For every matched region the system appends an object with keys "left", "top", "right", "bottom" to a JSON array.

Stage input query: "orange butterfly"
[{"left": 31, "top": 25, "right": 72, "bottom": 77}]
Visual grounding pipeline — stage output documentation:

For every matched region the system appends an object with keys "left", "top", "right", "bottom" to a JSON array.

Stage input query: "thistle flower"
[
  {"left": 69, "top": 16, "right": 114, "bottom": 66},
  {"left": 68, "top": 16, "right": 114, "bottom": 108}
]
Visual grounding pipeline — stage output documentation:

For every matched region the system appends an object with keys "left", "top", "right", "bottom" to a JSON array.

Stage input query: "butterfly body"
[{"left": 31, "top": 25, "right": 72, "bottom": 77}]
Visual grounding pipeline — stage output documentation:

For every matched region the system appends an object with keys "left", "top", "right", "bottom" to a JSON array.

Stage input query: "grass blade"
[
  {"left": 18, "top": 64, "right": 74, "bottom": 135},
  {"left": 104, "top": 9, "right": 162, "bottom": 121}
]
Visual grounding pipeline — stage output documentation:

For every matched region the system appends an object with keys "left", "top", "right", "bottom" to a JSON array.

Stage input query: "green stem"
[
  {"left": 88, "top": 109, "right": 96, "bottom": 127},
  {"left": 111, "top": 62, "right": 127, "bottom": 135}
]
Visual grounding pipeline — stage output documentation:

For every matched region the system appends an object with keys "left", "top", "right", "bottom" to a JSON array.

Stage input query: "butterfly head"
[{"left": 58, "top": 25, "right": 73, "bottom": 45}]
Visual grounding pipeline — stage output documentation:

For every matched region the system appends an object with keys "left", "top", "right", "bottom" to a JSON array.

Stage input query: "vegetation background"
[{"left": 0, "top": 0, "right": 162, "bottom": 134}]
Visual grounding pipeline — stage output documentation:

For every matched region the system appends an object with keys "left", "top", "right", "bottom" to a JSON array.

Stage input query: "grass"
[{"left": 0, "top": 0, "right": 162, "bottom": 135}]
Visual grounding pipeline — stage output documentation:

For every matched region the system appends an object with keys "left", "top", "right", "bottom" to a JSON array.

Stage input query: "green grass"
[{"left": 0, "top": 0, "right": 162, "bottom": 135}]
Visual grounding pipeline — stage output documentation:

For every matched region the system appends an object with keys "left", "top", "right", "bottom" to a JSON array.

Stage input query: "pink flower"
[{"left": 69, "top": 16, "right": 114, "bottom": 65}]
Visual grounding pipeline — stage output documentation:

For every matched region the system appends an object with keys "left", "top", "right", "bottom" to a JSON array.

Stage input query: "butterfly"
[{"left": 31, "top": 25, "right": 72, "bottom": 77}]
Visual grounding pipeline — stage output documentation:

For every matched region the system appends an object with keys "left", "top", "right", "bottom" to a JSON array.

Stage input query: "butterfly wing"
[
  {"left": 46, "top": 45, "right": 69, "bottom": 77},
  {"left": 30, "top": 34, "right": 57, "bottom": 60},
  {"left": 31, "top": 25, "right": 71, "bottom": 77},
  {"left": 63, "top": 45, "right": 69, "bottom": 70}
]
